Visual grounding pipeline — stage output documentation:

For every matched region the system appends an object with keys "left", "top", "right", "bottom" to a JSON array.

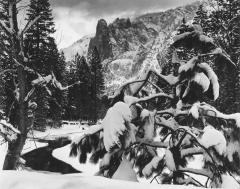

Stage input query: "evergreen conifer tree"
[
  {"left": 76, "top": 56, "right": 92, "bottom": 120},
  {"left": 64, "top": 54, "right": 91, "bottom": 121},
  {"left": 0, "top": 0, "right": 16, "bottom": 117},
  {"left": 193, "top": 4, "right": 210, "bottom": 33},
  {"left": 193, "top": 0, "right": 240, "bottom": 113},
  {"left": 64, "top": 55, "right": 79, "bottom": 120},
  {"left": 88, "top": 47, "right": 105, "bottom": 123},
  {"left": 25, "top": 0, "right": 67, "bottom": 128}
]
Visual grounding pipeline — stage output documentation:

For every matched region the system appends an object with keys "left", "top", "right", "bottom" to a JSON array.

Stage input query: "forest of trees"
[
  {"left": 193, "top": 0, "right": 240, "bottom": 113},
  {"left": 65, "top": 48, "right": 105, "bottom": 122},
  {"left": 0, "top": 0, "right": 104, "bottom": 170},
  {"left": 0, "top": 0, "right": 105, "bottom": 129}
]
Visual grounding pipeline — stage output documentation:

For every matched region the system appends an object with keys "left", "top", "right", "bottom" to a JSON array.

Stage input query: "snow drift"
[{"left": 0, "top": 171, "right": 208, "bottom": 189}]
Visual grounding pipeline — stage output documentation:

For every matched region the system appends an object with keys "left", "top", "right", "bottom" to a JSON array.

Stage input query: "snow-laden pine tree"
[
  {"left": 194, "top": 0, "right": 240, "bottom": 114},
  {"left": 70, "top": 23, "right": 240, "bottom": 188}
]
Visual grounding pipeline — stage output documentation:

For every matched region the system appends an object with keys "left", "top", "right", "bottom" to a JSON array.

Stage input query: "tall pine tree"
[
  {"left": 24, "top": 0, "right": 67, "bottom": 128},
  {"left": 76, "top": 56, "right": 92, "bottom": 120},
  {"left": 89, "top": 47, "right": 105, "bottom": 123},
  {"left": 64, "top": 54, "right": 92, "bottom": 121},
  {"left": 64, "top": 55, "right": 79, "bottom": 120},
  {"left": 0, "top": 0, "right": 16, "bottom": 118}
]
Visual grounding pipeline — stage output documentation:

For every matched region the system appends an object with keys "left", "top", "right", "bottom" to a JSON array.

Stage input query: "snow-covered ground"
[
  {"left": 0, "top": 171, "right": 204, "bottom": 189},
  {"left": 52, "top": 144, "right": 99, "bottom": 175},
  {"left": 0, "top": 142, "right": 7, "bottom": 169},
  {"left": 0, "top": 124, "right": 87, "bottom": 169},
  {"left": 32, "top": 124, "right": 88, "bottom": 140},
  {"left": 0, "top": 124, "right": 205, "bottom": 178},
  {"left": 0, "top": 124, "right": 238, "bottom": 188}
]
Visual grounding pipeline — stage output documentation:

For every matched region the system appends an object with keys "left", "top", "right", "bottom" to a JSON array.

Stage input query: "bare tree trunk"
[
  {"left": 3, "top": 0, "right": 28, "bottom": 170},
  {"left": 3, "top": 131, "right": 26, "bottom": 170},
  {"left": 3, "top": 66, "right": 28, "bottom": 169}
]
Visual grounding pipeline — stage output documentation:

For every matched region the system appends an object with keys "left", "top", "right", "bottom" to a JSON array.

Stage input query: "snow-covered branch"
[
  {"left": 190, "top": 102, "right": 240, "bottom": 127},
  {"left": 60, "top": 81, "right": 82, "bottom": 90},
  {"left": 157, "top": 108, "right": 188, "bottom": 117},
  {"left": 181, "top": 147, "right": 204, "bottom": 157},
  {"left": 31, "top": 75, "right": 52, "bottom": 86},
  {"left": 13, "top": 58, "right": 36, "bottom": 74},
  {"left": 130, "top": 93, "right": 173, "bottom": 106},
  {"left": 135, "top": 139, "right": 169, "bottom": 148},
  {"left": 178, "top": 166, "right": 213, "bottom": 178},
  {"left": 0, "top": 20, "right": 13, "bottom": 34},
  {"left": 177, "top": 174, "right": 205, "bottom": 187},
  {"left": 155, "top": 117, "right": 176, "bottom": 131},
  {"left": 142, "top": 156, "right": 164, "bottom": 178},
  {"left": 21, "top": 15, "right": 41, "bottom": 35},
  {"left": 152, "top": 71, "right": 179, "bottom": 86},
  {"left": 31, "top": 72, "right": 82, "bottom": 91},
  {"left": 0, "top": 69, "right": 16, "bottom": 76},
  {"left": 0, "top": 120, "right": 21, "bottom": 134},
  {"left": 110, "top": 69, "right": 177, "bottom": 101},
  {"left": 0, "top": 119, "right": 20, "bottom": 142},
  {"left": 71, "top": 124, "right": 103, "bottom": 144},
  {"left": 24, "top": 88, "right": 35, "bottom": 102},
  {"left": 172, "top": 25, "right": 236, "bottom": 68},
  {"left": 51, "top": 73, "right": 82, "bottom": 90}
]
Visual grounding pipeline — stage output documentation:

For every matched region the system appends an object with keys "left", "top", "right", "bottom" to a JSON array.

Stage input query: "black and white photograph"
[{"left": 0, "top": 0, "right": 240, "bottom": 188}]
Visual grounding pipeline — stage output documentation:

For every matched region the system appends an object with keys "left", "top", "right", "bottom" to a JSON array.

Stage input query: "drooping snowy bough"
[{"left": 69, "top": 24, "right": 240, "bottom": 188}]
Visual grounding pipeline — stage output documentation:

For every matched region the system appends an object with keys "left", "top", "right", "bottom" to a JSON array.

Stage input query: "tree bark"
[
  {"left": 3, "top": 0, "right": 28, "bottom": 170},
  {"left": 3, "top": 132, "right": 26, "bottom": 170}
]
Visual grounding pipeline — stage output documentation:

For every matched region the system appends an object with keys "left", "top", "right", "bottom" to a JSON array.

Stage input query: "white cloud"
[
  {"left": 53, "top": 7, "right": 96, "bottom": 49},
  {"left": 51, "top": 0, "right": 198, "bottom": 49},
  {"left": 52, "top": 8, "right": 140, "bottom": 49}
]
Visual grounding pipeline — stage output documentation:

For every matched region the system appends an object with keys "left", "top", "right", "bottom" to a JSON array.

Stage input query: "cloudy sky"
[{"left": 49, "top": 0, "right": 197, "bottom": 49}]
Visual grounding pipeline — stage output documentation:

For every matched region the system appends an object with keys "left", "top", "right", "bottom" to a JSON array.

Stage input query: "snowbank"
[
  {"left": 0, "top": 142, "right": 7, "bottom": 169},
  {"left": 33, "top": 124, "right": 87, "bottom": 140},
  {"left": 0, "top": 125, "right": 87, "bottom": 170},
  {"left": 52, "top": 144, "right": 99, "bottom": 175},
  {"left": 0, "top": 171, "right": 204, "bottom": 189}
]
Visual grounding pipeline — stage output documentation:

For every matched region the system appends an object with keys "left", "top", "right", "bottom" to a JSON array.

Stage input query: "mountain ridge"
[
  {"left": 62, "top": 1, "right": 201, "bottom": 61},
  {"left": 62, "top": 1, "right": 201, "bottom": 92}
]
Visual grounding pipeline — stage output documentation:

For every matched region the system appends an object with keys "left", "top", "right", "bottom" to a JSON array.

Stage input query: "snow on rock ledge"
[{"left": 0, "top": 171, "right": 205, "bottom": 189}]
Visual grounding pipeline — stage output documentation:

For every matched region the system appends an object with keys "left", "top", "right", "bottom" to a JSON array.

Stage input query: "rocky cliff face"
[
  {"left": 88, "top": 19, "right": 113, "bottom": 61},
  {"left": 62, "top": 1, "right": 201, "bottom": 92}
]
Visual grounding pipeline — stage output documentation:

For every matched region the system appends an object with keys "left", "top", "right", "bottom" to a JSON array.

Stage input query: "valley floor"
[{"left": 0, "top": 124, "right": 211, "bottom": 189}]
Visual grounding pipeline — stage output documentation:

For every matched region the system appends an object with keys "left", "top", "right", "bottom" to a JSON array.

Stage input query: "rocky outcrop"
[
  {"left": 108, "top": 18, "right": 158, "bottom": 57},
  {"left": 88, "top": 17, "right": 158, "bottom": 61},
  {"left": 88, "top": 19, "right": 113, "bottom": 61}
]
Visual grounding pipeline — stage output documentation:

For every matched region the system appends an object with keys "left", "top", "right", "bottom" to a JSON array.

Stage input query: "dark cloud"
[{"left": 50, "top": 0, "right": 197, "bottom": 18}]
